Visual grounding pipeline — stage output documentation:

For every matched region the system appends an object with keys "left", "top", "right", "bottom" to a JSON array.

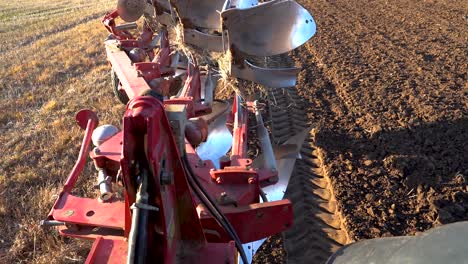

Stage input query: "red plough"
[{"left": 42, "top": 0, "right": 317, "bottom": 263}]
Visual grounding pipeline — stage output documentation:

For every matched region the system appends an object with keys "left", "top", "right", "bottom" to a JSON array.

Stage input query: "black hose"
[
  {"left": 127, "top": 169, "right": 150, "bottom": 264},
  {"left": 260, "top": 189, "right": 268, "bottom": 203},
  {"left": 181, "top": 154, "right": 248, "bottom": 264}
]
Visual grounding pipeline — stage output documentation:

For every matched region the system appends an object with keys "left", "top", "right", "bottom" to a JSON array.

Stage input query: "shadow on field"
[
  {"left": 315, "top": 118, "right": 468, "bottom": 188},
  {"left": 313, "top": 118, "right": 468, "bottom": 241}
]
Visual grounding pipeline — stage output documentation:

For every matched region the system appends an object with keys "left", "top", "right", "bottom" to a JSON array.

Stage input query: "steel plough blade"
[
  {"left": 183, "top": 29, "right": 224, "bottom": 52},
  {"left": 222, "top": 0, "right": 316, "bottom": 57},
  {"left": 240, "top": 238, "right": 266, "bottom": 264},
  {"left": 251, "top": 144, "right": 298, "bottom": 169},
  {"left": 200, "top": 68, "right": 216, "bottom": 106},
  {"left": 240, "top": 127, "right": 310, "bottom": 263},
  {"left": 260, "top": 127, "right": 311, "bottom": 202},
  {"left": 232, "top": 59, "right": 300, "bottom": 88},
  {"left": 196, "top": 115, "right": 232, "bottom": 168}
]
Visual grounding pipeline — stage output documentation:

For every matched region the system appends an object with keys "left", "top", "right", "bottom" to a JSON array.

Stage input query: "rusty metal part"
[
  {"left": 185, "top": 117, "right": 209, "bottom": 147},
  {"left": 196, "top": 114, "right": 233, "bottom": 168},
  {"left": 128, "top": 48, "right": 147, "bottom": 62},
  {"left": 165, "top": 104, "right": 188, "bottom": 154},
  {"left": 155, "top": 11, "right": 174, "bottom": 26},
  {"left": 114, "top": 22, "right": 138, "bottom": 31},
  {"left": 117, "top": 0, "right": 146, "bottom": 22}
]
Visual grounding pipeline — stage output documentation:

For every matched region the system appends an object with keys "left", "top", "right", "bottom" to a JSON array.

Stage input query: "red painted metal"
[
  {"left": 200, "top": 200, "right": 293, "bottom": 243},
  {"left": 90, "top": 132, "right": 122, "bottom": 163},
  {"left": 152, "top": 29, "right": 171, "bottom": 66},
  {"left": 133, "top": 62, "right": 162, "bottom": 81},
  {"left": 59, "top": 226, "right": 124, "bottom": 240},
  {"left": 164, "top": 62, "right": 211, "bottom": 118},
  {"left": 102, "top": 10, "right": 133, "bottom": 40},
  {"left": 62, "top": 110, "right": 98, "bottom": 193},
  {"left": 44, "top": 10, "right": 294, "bottom": 264},
  {"left": 106, "top": 45, "right": 151, "bottom": 99},
  {"left": 185, "top": 118, "right": 209, "bottom": 146},
  {"left": 85, "top": 236, "right": 128, "bottom": 264},
  {"left": 131, "top": 30, "right": 173, "bottom": 82},
  {"left": 230, "top": 95, "right": 248, "bottom": 162},
  {"left": 180, "top": 242, "right": 237, "bottom": 263},
  {"left": 84, "top": 236, "right": 238, "bottom": 264},
  {"left": 52, "top": 193, "right": 124, "bottom": 229}
]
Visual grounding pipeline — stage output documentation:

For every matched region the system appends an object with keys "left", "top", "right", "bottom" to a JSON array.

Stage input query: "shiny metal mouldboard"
[{"left": 222, "top": 0, "right": 316, "bottom": 57}]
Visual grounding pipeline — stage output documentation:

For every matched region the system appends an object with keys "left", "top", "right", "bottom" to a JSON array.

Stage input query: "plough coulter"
[{"left": 42, "top": 0, "right": 316, "bottom": 263}]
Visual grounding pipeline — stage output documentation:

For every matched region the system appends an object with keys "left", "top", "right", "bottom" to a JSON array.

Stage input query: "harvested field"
[
  {"left": 0, "top": 0, "right": 120, "bottom": 263},
  {"left": 276, "top": 0, "right": 467, "bottom": 262},
  {"left": 1, "top": 0, "right": 467, "bottom": 263}
]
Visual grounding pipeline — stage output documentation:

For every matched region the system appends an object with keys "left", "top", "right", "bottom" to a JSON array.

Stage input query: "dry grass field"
[{"left": 0, "top": 0, "right": 124, "bottom": 262}]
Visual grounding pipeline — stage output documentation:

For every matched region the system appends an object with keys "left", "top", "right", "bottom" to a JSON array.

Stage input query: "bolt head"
[
  {"left": 64, "top": 210, "right": 75, "bottom": 217},
  {"left": 160, "top": 171, "right": 173, "bottom": 185}
]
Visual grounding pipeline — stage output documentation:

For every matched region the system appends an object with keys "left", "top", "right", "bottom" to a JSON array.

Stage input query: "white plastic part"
[{"left": 91, "top": 125, "right": 119, "bottom": 146}]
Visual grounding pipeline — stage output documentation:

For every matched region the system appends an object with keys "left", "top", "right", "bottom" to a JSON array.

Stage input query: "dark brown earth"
[
  {"left": 256, "top": 0, "right": 467, "bottom": 262},
  {"left": 1, "top": 0, "right": 465, "bottom": 263}
]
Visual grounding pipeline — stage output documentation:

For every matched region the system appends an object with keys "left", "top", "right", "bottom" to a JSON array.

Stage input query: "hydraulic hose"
[{"left": 181, "top": 154, "right": 248, "bottom": 264}]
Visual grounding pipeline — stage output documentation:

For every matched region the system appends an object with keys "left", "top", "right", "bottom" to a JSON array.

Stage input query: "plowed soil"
[
  {"left": 272, "top": 0, "right": 467, "bottom": 262},
  {"left": 256, "top": 0, "right": 466, "bottom": 263}
]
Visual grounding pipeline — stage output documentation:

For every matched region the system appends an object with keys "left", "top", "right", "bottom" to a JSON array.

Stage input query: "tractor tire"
[
  {"left": 267, "top": 86, "right": 349, "bottom": 264},
  {"left": 111, "top": 69, "right": 129, "bottom": 104},
  {"left": 251, "top": 53, "right": 348, "bottom": 263}
]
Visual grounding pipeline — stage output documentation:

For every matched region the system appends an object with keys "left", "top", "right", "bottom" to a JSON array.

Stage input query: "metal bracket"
[
  {"left": 231, "top": 59, "right": 300, "bottom": 88},
  {"left": 184, "top": 29, "right": 224, "bottom": 52},
  {"left": 165, "top": 104, "right": 188, "bottom": 154}
]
